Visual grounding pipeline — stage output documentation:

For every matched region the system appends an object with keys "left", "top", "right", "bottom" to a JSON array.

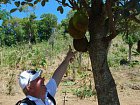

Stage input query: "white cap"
[{"left": 19, "top": 70, "right": 42, "bottom": 89}]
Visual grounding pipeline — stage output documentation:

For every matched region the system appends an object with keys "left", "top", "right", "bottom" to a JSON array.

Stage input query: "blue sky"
[{"left": 1, "top": 0, "right": 71, "bottom": 23}]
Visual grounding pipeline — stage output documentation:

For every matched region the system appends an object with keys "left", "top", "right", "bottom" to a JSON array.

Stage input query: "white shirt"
[{"left": 20, "top": 78, "right": 57, "bottom": 105}]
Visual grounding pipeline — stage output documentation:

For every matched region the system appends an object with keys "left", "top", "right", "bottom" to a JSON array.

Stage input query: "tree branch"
[
  {"left": 105, "top": 0, "right": 117, "bottom": 41},
  {"left": 92, "top": 0, "right": 102, "bottom": 8},
  {"left": 79, "top": 0, "right": 89, "bottom": 9},
  {"left": 55, "top": 0, "right": 73, "bottom": 8},
  {"left": 68, "top": 0, "right": 79, "bottom": 10},
  {"left": 90, "top": 0, "right": 104, "bottom": 17},
  {"left": 79, "top": 0, "right": 91, "bottom": 16}
]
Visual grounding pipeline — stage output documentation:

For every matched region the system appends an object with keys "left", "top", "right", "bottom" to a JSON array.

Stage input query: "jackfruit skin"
[
  {"left": 73, "top": 37, "right": 88, "bottom": 52},
  {"left": 68, "top": 17, "right": 85, "bottom": 39},
  {"left": 73, "top": 11, "right": 88, "bottom": 33}
]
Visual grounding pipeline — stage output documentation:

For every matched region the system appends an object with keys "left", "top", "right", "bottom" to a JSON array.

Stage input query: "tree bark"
[
  {"left": 137, "top": 40, "right": 140, "bottom": 53},
  {"left": 88, "top": 39, "right": 120, "bottom": 105},
  {"left": 128, "top": 44, "right": 132, "bottom": 62},
  {"left": 88, "top": 7, "right": 120, "bottom": 105}
]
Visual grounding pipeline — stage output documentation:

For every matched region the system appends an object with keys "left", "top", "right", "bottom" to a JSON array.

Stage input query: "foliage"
[
  {"left": 108, "top": 35, "right": 140, "bottom": 67},
  {"left": 66, "top": 10, "right": 76, "bottom": 19},
  {"left": 122, "top": 20, "right": 140, "bottom": 46},
  {"left": 0, "top": 30, "right": 72, "bottom": 68},
  {"left": 73, "top": 84, "right": 96, "bottom": 99},
  {"left": 37, "top": 13, "right": 58, "bottom": 41},
  {"left": 20, "top": 13, "right": 37, "bottom": 44},
  {"left": 6, "top": 71, "right": 15, "bottom": 95},
  {"left": 121, "top": 19, "right": 140, "bottom": 62},
  {"left": 0, "top": 31, "right": 140, "bottom": 98},
  {"left": 0, "top": 8, "right": 12, "bottom": 20},
  {"left": 0, "top": 0, "right": 11, "bottom": 4},
  {"left": 0, "top": 12, "right": 59, "bottom": 46},
  {"left": 62, "top": 81, "right": 76, "bottom": 86},
  {"left": 72, "top": 71, "right": 96, "bottom": 99},
  {"left": 59, "top": 18, "right": 69, "bottom": 35}
]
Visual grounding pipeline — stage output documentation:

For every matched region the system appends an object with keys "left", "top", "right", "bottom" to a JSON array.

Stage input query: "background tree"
[
  {"left": 0, "top": 7, "right": 12, "bottom": 46},
  {"left": 37, "top": 13, "right": 57, "bottom": 41},
  {"left": 21, "top": 13, "right": 37, "bottom": 48},
  {"left": 2, "top": 20, "right": 16, "bottom": 46},
  {"left": 12, "top": 18, "right": 25, "bottom": 43},
  {"left": 122, "top": 20, "right": 140, "bottom": 62},
  {"left": 2, "top": 17, "right": 25, "bottom": 46},
  {"left": 59, "top": 18, "right": 69, "bottom": 35},
  {"left": 0, "top": 8, "right": 11, "bottom": 20},
  {"left": 58, "top": 10, "right": 76, "bottom": 37},
  {"left": 20, "top": 4, "right": 37, "bottom": 48}
]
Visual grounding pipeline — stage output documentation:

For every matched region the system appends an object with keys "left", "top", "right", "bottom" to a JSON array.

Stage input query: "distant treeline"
[{"left": 0, "top": 13, "right": 59, "bottom": 46}]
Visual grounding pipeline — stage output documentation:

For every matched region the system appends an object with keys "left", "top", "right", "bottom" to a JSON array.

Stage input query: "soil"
[{"left": 0, "top": 56, "right": 140, "bottom": 105}]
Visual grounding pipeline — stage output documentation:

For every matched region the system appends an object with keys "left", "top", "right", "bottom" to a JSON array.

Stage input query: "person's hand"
[{"left": 65, "top": 45, "right": 77, "bottom": 62}]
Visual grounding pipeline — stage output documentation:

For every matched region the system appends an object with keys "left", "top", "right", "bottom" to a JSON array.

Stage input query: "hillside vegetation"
[{"left": 0, "top": 34, "right": 140, "bottom": 105}]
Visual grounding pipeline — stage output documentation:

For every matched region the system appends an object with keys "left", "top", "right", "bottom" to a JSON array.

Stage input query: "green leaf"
[
  {"left": 28, "top": 3, "right": 34, "bottom": 7},
  {"left": 62, "top": 0, "right": 66, "bottom": 4},
  {"left": 0, "top": 14, "right": 2, "bottom": 19},
  {"left": 10, "top": 8, "right": 17, "bottom": 13},
  {"left": 26, "top": 0, "right": 33, "bottom": 2},
  {"left": 19, "top": 7, "right": 23, "bottom": 12},
  {"left": 62, "top": 3, "right": 68, "bottom": 7},
  {"left": 41, "top": 0, "right": 46, "bottom": 6},
  {"left": 123, "top": 9, "right": 130, "bottom": 18},
  {"left": 14, "top": 1, "right": 20, "bottom": 7},
  {"left": 34, "top": 0, "right": 38, "bottom": 4},
  {"left": 136, "top": 2, "right": 140, "bottom": 13},
  {"left": 57, "top": 6, "right": 63, "bottom": 14},
  {"left": 3, "top": 0, "right": 9, "bottom": 4},
  {"left": 21, "top": 1, "right": 26, "bottom": 5}
]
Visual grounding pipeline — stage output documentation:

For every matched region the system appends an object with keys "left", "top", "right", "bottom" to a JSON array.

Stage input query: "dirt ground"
[{"left": 0, "top": 64, "right": 140, "bottom": 105}]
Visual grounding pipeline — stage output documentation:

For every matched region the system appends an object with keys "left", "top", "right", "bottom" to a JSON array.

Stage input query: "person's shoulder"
[
  {"left": 46, "top": 78, "right": 57, "bottom": 97},
  {"left": 16, "top": 98, "right": 36, "bottom": 105},
  {"left": 19, "top": 103, "right": 28, "bottom": 105},
  {"left": 16, "top": 101, "right": 28, "bottom": 105},
  {"left": 16, "top": 100, "right": 28, "bottom": 105},
  {"left": 47, "top": 78, "right": 57, "bottom": 87}
]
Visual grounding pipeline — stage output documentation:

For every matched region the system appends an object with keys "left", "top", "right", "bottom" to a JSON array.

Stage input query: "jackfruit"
[
  {"left": 68, "top": 17, "right": 85, "bottom": 39},
  {"left": 73, "top": 11, "right": 88, "bottom": 33},
  {"left": 73, "top": 37, "right": 88, "bottom": 52}
]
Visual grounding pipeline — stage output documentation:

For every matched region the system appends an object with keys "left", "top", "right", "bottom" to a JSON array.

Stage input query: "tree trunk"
[
  {"left": 88, "top": 10, "right": 120, "bottom": 105},
  {"left": 128, "top": 44, "right": 132, "bottom": 62},
  {"left": 137, "top": 40, "right": 140, "bottom": 53},
  {"left": 88, "top": 39, "right": 120, "bottom": 105},
  {"left": 29, "top": 33, "right": 32, "bottom": 49}
]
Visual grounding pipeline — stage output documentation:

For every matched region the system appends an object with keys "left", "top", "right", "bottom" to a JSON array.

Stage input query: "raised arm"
[{"left": 52, "top": 46, "right": 77, "bottom": 87}]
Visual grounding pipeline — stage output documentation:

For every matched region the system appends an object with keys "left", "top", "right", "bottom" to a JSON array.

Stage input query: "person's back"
[
  {"left": 16, "top": 98, "right": 36, "bottom": 105},
  {"left": 16, "top": 92, "right": 56, "bottom": 105}
]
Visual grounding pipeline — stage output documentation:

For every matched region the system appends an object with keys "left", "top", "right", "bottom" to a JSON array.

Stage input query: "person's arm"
[{"left": 52, "top": 47, "right": 76, "bottom": 87}]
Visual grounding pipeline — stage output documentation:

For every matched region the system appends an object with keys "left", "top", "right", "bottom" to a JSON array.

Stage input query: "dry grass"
[{"left": 0, "top": 36, "right": 140, "bottom": 105}]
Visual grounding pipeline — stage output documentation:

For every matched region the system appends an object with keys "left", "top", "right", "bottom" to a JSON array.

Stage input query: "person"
[{"left": 17, "top": 46, "right": 77, "bottom": 105}]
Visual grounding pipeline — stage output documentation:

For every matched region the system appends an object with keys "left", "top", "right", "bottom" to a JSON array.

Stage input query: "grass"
[{"left": 0, "top": 34, "right": 139, "bottom": 98}]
